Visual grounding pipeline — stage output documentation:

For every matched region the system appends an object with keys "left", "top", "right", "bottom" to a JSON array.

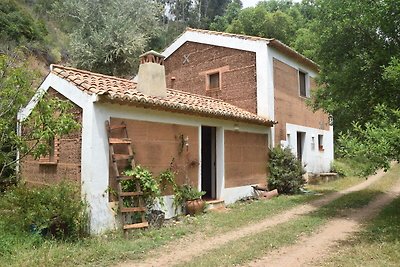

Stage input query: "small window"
[
  {"left": 318, "top": 134, "right": 324, "bottom": 151},
  {"left": 299, "top": 70, "right": 307, "bottom": 97},
  {"left": 208, "top": 72, "right": 220, "bottom": 90},
  {"left": 39, "top": 137, "right": 59, "bottom": 164}
]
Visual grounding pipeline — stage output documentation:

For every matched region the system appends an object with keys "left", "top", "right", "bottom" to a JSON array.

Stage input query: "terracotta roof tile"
[{"left": 50, "top": 65, "right": 274, "bottom": 126}]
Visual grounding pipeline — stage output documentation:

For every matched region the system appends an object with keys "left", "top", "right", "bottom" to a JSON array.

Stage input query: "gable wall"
[
  {"left": 164, "top": 41, "right": 258, "bottom": 114},
  {"left": 20, "top": 88, "right": 82, "bottom": 185},
  {"left": 273, "top": 59, "right": 329, "bottom": 144}
]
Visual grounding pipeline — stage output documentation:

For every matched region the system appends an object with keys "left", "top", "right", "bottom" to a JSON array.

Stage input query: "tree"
[
  {"left": 54, "top": 0, "right": 163, "bottom": 77},
  {"left": 209, "top": 0, "right": 243, "bottom": 31},
  {"left": 311, "top": 0, "right": 400, "bottom": 134},
  {"left": 0, "top": 53, "right": 79, "bottom": 189}
]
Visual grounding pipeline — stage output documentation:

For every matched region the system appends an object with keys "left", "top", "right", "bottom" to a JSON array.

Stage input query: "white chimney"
[{"left": 137, "top": 50, "right": 167, "bottom": 98}]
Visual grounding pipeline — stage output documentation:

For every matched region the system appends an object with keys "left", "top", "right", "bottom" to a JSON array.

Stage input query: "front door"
[{"left": 201, "top": 126, "right": 216, "bottom": 199}]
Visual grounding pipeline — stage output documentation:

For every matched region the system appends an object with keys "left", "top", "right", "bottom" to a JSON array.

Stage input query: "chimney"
[{"left": 137, "top": 50, "right": 167, "bottom": 98}]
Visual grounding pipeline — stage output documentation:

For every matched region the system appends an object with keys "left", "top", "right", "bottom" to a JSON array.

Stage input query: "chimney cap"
[{"left": 140, "top": 50, "right": 165, "bottom": 59}]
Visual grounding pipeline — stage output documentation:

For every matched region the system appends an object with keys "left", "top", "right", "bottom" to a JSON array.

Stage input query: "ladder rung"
[
  {"left": 109, "top": 124, "right": 127, "bottom": 130},
  {"left": 117, "top": 175, "right": 134, "bottom": 181},
  {"left": 123, "top": 222, "right": 148, "bottom": 230},
  {"left": 113, "top": 154, "right": 132, "bottom": 160},
  {"left": 119, "top": 191, "right": 143, "bottom": 197},
  {"left": 121, "top": 207, "right": 146, "bottom": 213},
  {"left": 109, "top": 138, "right": 131, "bottom": 144}
]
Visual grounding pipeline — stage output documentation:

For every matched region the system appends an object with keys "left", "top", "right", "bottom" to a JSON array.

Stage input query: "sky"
[{"left": 242, "top": 0, "right": 301, "bottom": 8}]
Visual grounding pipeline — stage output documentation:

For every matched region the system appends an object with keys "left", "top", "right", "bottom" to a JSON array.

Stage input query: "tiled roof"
[
  {"left": 185, "top": 28, "right": 319, "bottom": 71},
  {"left": 51, "top": 65, "right": 274, "bottom": 126}
]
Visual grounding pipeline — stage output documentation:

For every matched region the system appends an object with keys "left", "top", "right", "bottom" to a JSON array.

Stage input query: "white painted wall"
[{"left": 282, "top": 123, "right": 334, "bottom": 173}]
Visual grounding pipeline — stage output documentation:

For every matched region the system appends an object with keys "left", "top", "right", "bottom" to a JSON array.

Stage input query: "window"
[
  {"left": 207, "top": 72, "right": 220, "bottom": 90},
  {"left": 39, "top": 137, "right": 59, "bottom": 164},
  {"left": 318, "top": 134, "right": 324, "bottom": 151},
  {"left": 299, "top": 70, "right": 308, "bottom": 97}
]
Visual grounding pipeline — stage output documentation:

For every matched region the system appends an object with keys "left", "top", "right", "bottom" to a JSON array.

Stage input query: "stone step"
[{"left": 205, "top": 199, "right": 225, "bottom": 211}]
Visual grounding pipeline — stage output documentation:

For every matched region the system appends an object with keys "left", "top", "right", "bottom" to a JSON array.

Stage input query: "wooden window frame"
[
  {"left": 206, "top": 71, "right": 221, "bottom": 91},
  {"left": 298, "top": 70, "right": 309, "bottom": 98}
]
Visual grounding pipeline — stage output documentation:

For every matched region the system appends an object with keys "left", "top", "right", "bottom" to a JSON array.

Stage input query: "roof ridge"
[
  {"left": 50, "top": 64, "right": 136, "bottom": 84},
  {"left": 186, "top": 27, "right": 273, "bottom": 42}
]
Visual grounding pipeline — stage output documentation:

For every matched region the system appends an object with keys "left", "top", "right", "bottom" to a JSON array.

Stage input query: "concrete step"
[{"left": 205, "top": 199, "right": 225, "bottom": 211}]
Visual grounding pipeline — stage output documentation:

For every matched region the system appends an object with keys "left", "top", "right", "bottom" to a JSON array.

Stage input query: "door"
[
  {"left": 297, "top": 131, "right": 305, "bottom": 163},
  {"left": 201, "top": 126, "right": 216, "bottom": 199}
]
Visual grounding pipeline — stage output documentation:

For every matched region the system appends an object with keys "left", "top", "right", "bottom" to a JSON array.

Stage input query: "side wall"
[
  {"left": 164, "top": 41, "right": 258, "bottom": 114},
  {"left": 272, "top": 58, "right": 333, "bottom": 173},
  {"left": 273, "top": 59, "right": 329, "bottom": 143},
  {"left": 20, "top": 88, "right": 82, "bottom": 185}
]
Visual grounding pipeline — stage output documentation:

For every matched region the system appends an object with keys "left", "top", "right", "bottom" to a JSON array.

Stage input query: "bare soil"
[
  {"left": 246, "top": 173, "right": 400, "bottom": 267},
  {"left": 117, "top": 169, "right": 390, "bottom": 267}
]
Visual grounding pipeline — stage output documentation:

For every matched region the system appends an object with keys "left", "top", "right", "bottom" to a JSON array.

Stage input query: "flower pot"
[{"left": 185, "top": 199, "right": 205, "bottom": 215}]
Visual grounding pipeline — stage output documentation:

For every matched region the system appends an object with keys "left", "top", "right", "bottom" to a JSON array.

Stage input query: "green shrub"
[
  {"left": 268, "top": 146, "right": 306, "bottom": 194},
  {"left": 0, "top": 181, "right": 87, "bottom": 240},
  {"left": 331, "top": 158, "right": 373, "bottom": 177}
]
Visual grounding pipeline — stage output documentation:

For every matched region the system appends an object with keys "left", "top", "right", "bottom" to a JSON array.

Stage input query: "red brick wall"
[
  {"left": 273, "top": 59, "right": 329, "bottom": 144},
  {"left": 165, "top": 42, "right": 258, "bottom": 114},
  {"left": 109, "top": 118, "right": 199, "bottom": 197},
  {"left": 20, "top": 88, "right": 82, "bottom": 185},
  {"left": 224, "top": 131, "right": 268, "bottom": 188}
]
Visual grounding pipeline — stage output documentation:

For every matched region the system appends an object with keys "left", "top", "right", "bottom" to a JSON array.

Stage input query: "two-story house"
[{"left": 163, "top": 28, "right": 334, "bottom": 174}]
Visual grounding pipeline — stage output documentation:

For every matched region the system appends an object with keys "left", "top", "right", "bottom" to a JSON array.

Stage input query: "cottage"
[
  {"left": 163, "top": 28, "right": 334, "bottom": 173},
  {"left": 18, "top": 51, "right": 274, "bottom": 234}
]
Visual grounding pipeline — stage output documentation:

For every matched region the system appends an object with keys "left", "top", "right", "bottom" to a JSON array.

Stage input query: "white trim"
[
  {"left": 216, "top": 127, "right": 224, "bottom": 199},
  {"left": 18, "top": 73, "right": 91, "bottom": 122}
]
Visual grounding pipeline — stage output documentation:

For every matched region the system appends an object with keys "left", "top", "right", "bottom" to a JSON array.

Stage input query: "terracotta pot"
[{"left": 185, "top": 199, "right": 205, "bottom": 215}]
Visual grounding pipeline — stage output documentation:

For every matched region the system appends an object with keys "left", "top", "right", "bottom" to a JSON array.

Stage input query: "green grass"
[
  {"left": 179, "top": 165, "right": 400, "bottom": 267},
  {"left": 0, "top": 167, "right": 386, "bottom": 267}
]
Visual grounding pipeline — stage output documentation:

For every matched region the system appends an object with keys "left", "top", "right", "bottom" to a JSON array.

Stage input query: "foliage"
[
  {"left": 173, "top": 184, "right": 205, "bottom": 211},
  {"left": 310, "top": 0, "right": 400, "bottom": 135},
  {"left": 330, "top": 158, "right": 370, "bottom": 178},
  {"left": 54, "top": 0, "right": 163, "bottom": 76},
  {"left": 336, "top": 104, "right": 400, "bottom": 176},
  {"left": 0, "top": 181, "right": 87, "bottom": 239},
  {"left": 0, "top": 0, "right": 47, "bottom": 43},
  {"left": 268, "top": 146, "right": 306, "bottom": 194},
  {"left": 122, "top": 166, "right": 162, "bottom": 207},
  {"left": 0, "top": 53, "right": 80, "bottom": 188}
]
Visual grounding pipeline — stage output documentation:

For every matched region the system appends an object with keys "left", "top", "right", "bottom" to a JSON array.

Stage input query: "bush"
[
  {"left": 330, "top": 158, "right": 371, "bottom": 177},
  {"left": 268, "top": 146, "right": 306, "bottom": 194},
  {"left": 0, "top": 181, "right": 87, "bottom": 240}
]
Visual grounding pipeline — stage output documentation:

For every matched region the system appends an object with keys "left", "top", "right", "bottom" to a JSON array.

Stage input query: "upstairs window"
[
  {"left": 208, "top": 72, "right": 220, "bottom": 90},
  {"left": 299, "top": 70, "right": 308, "bottom": 97}
]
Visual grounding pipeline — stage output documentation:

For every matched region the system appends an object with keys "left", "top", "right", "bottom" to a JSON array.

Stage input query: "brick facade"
[
  {"left": 20, "top": 88, "right": 82, "bottom": 185},
  {"left": 109, "top": 118, "right": 199, "bottom": 198},
  {"left": 165, "top": 42, "right": 258, "bottom": 114},
  {"left": 224, "top": 130, "right": 268, "bottom": 188},
  {"left": 273, "top": 59, "right": 329, "bottom": 145}
]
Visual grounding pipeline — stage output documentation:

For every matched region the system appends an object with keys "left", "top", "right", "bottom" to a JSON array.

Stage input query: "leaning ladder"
[{"left": 105, "top": 121, "right": 148, "bottom": 234}]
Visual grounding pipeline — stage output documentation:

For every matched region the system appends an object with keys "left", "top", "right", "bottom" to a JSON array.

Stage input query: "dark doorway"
[
  {"left": 201, "top": 126, "right": 216, "bottom": 199},
  {"left": 297, "top": 131, "right": 305, "bottom": 163}
]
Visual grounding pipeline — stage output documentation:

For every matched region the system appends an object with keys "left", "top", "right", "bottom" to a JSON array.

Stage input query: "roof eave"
[{"left": 96, "top": 95, "right": 274, "bottom": 127}]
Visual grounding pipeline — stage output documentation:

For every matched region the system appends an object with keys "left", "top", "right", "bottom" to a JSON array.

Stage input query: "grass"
[
  {"left": 0, "top": 167, "right": 388, "bottom": 266},
  {"left": 179, "top": 164, "right": 400, "bottom": 267}
]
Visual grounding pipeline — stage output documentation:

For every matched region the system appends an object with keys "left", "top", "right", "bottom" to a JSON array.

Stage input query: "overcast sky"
[{"left": 242, "top": 0, "right": 301, "bottom": 8}]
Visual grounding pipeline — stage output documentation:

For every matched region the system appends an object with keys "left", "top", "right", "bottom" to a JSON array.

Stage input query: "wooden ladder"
[{"left": 105, "top": 121, "right": 148, "bottom": 234}]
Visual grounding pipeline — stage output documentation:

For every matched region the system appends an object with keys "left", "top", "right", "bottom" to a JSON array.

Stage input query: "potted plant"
[{"left": 173, "top": 184, "right": 206, "bottom": 215}]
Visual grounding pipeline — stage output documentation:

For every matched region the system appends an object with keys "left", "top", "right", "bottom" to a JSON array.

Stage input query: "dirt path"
[
  {"left": 246, "top": 174, "right": 400, "bottom": 267},
  {"left": 117, "top": 169, "right": 389, "bottom": 267}
]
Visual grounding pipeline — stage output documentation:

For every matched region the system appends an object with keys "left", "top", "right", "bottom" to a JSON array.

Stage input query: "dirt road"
[{"left": 117, "top": 168, "right": 393, "bottom": 267}]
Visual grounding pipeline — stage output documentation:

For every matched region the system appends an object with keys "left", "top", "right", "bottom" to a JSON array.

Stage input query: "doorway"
[
  {"left": 201, "top": 126, "right": 216, "bottom": 200},
  {"left": 297, "top": 131, "right": 305, "bottom": 163}
]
